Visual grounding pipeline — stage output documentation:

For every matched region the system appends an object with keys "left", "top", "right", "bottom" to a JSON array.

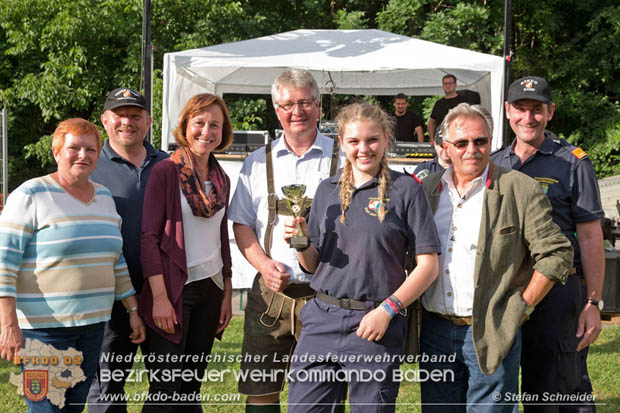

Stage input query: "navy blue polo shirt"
[
  {"left": 307, "top": 169, "right": 441, "bottom": 302},
  {"left": 413, "top": 157, "right": 444, "bottom": 180},
  {"left": 90, "top": 140, "right": 168, "bottom": 292},
  {"left": 491, "top": 131, "right": 603, "bottom": 268}
]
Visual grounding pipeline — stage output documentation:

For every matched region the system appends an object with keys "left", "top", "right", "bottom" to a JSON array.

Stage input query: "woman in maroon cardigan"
[{"left": 140, "top": 94, "right": 234, "bottom": 411}]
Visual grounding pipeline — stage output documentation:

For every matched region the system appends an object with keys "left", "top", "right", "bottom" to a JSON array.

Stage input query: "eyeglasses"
[
  {"left": 445, "top": 137, "right": 489, "bottom": 149},
  {"left": 276, "top": 99, "right": 315, "bottom": 112}
]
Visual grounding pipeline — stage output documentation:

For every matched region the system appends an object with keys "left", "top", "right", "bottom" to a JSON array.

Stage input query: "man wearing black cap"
[
  {"left": 87, "top": 88, "right": 168, "bottom": 412},
  {"left": 492, "top": 77, "right": 604, "bottom": 412}
]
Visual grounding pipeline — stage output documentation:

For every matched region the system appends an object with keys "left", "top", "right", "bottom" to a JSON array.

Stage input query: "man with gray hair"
[
  {"left": 419, "top": 103, "right": 573, "bottom": 412},
  {"left": 228, "top": 68, "right": 340, "bottom": 413}
]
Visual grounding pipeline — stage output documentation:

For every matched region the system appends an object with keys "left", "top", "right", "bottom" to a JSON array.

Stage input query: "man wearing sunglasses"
[
  {"left": 492, "top": 77, "right": 604, "bottom": 412},
  {"left": 419, "top": 103, "right": 573, "bottom": 412}
]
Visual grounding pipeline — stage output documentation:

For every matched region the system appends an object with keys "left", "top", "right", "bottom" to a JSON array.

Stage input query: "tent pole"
[
  {"left": 502, "top": 0, "right": 513, "bottom": 148},
  {"left": 141, "top": 0, "right": 153, "bottom": 143}
]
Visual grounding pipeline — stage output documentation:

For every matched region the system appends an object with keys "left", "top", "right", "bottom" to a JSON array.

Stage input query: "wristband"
[
  {"left": 381, "top": 301, "right": 397, "bottom": 318},
  {"left": 383, "top": 298, "right": 401, "bottom": 314},
  {"left": 126, "top": 305, "right": 138, "bottom": 313},
  {"left": 388, "top": 295, "right": 404, "bottom": 311}
]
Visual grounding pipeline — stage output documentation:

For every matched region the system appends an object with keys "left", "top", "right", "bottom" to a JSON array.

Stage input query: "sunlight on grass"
[{"left": 0, "top": 317, "right": 617, "bottom": 412}]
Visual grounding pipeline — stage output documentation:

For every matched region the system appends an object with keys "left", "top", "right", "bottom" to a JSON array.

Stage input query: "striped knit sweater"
[{"left": 0, "top": 175, "right": 135, "bottom": 329}]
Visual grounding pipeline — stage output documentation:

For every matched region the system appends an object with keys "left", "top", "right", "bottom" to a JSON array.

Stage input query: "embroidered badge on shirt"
[
  {"left": 534, "top": 177, "right": 559, "bottom": 195},
  {"left": 571, "top": 147, "right": 588, "bottom": 159},
  {"left": 415, "top": 169, "right": 429, "bottom": 181},
  {"left": 365, "top": 197, "right": 389, "bottom": 216}
]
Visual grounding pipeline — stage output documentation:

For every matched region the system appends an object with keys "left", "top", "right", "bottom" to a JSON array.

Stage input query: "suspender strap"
[
  {"left": 264, "top": 136, "right": 338, "bottom": 257},
  {"left": 329, "top": 136, "right": 339, "bottom": 177},
  {"left": 264, "top": 141, "right": 277, "bottom": 257}
]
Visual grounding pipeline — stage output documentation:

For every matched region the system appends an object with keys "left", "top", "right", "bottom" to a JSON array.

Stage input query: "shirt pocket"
[{"left": 498, "top": 225, "right": 517, "bottom": 236}]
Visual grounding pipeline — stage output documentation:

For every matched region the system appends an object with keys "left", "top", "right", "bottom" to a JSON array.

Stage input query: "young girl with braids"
[{"left": 283, "top": 102, "right": 440, "bottom": 412}]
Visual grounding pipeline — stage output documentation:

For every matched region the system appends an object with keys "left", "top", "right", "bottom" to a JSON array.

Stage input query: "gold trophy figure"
[{"left": 281, "top": 184, "right": 309, "bottom": 250}]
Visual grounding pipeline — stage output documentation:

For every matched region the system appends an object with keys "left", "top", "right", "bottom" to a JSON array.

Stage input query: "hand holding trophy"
[{"left": 281, "top": 184, "right": 309, "bottom": 250}]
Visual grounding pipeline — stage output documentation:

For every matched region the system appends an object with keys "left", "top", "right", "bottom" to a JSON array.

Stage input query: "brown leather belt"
[
  {"left": 432, "top": 311, "right": 472, "bottom": 326},
  {"left": 316, "top": 292, "right": 379, "bottom": 311}
]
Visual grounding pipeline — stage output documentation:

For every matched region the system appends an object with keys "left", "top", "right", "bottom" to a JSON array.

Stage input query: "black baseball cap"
[
  {"left": 507, "top": 76, "right": 552, "bottom": 104},
  {"left": 104, "top": 88, "right": 148, "bottom": 111}
]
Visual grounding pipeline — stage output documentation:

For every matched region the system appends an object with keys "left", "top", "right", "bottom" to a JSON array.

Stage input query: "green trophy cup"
[{"left": 281, "top": 184, "right": 309, "bottom": 250}]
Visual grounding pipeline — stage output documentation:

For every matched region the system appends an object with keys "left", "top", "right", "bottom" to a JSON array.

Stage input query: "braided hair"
[{"left": 335, "top": 102, "right": 394, "bottom": 224}]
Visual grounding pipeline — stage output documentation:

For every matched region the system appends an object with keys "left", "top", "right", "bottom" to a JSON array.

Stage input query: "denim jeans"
[
  {"left": 419, "top": 312, "right": 520, "bottom": 413},
  {"left": 21, "top": 322, "right": 105, "bottom": 413}
]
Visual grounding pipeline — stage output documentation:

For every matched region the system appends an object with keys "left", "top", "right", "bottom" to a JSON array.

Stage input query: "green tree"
[
  {"left": 0, "top": 0, "right": 335, "bottom": 189},
  {"left": 376, "top": 0, "right": 620, "bottom": 177},
  {"left": 1, "top": 0, "right": 619, "bottom": 187}
]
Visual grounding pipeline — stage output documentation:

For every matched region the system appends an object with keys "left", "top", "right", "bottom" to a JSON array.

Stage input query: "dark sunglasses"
[{"left": 445, "top": 137, "right": 489, "bottom": 149}]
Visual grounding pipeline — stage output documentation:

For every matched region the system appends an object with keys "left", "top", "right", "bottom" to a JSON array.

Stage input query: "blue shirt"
[
  {"left": 308, "top": 170, "right": 441, "bottom": 301},
  {"left": 90, "top": 140, "right": 168, "bottom": 292},
  {"left": 491, "top": 131, "right": 603, "bottom": 268},
  {"left": 413, "top": 157, "right": 445, "bottom": 180}
]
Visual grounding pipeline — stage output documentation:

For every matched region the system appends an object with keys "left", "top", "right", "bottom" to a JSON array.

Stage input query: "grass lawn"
[{"left": 1, "top": 317, "right": 618, "bottom": 412}]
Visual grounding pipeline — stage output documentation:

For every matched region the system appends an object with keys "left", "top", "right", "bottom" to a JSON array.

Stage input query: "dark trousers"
[
  {"left": 288, "top": 297, "right": 405, "bottom": 413},
  {"left": 521, "top": 274, "right": 584, "bottom": 413},
  {"left": 87, "top": 300, "right": 144, "bottom": 412},
  {"left": 562, "top": 283, "right": 596, "bottom": 413},
  {"left": 142, "top": 277, "right": 223, "bottom": 413}
]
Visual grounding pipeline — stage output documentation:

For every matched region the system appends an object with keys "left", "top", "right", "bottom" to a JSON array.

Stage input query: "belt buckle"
[{"left": 339, "top": 298, "right": 352, "bottom": 310}]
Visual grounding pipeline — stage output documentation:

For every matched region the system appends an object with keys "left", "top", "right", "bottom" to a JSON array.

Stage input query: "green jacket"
[{"left": 423, "top": 162, "right": 573, "bottom": 375}]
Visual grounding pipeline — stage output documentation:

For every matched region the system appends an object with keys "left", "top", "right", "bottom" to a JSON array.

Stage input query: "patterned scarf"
[{"left": 171, "top": 147, "right": 228, "bottom": 218}]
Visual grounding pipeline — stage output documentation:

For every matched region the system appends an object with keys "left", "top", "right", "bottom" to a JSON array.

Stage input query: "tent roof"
[{"left": 162, "top": 29, "right": 505, "bottom": 148}]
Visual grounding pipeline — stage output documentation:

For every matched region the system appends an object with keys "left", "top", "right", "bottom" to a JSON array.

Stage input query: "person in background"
[
  {"left": 420, "top": 103, "right": 573, "bottom": 412},
  {"left": 427, "top": 74, "right": 469, "bottom": 142},
  {"left": 88, "top": 87, "right": 168, "bottom": 412},
  {"left": 393, "top": 92, "right": 424, "bottom": 142},
  {"left": 0, "top": 118, "right": 145, "bottom": 412},
  {"left": 284, "top": 102, "right": 440, "bottom": 412},
  {"left": 413, "top": 128, "right": 451, "bottom": 180},
  {"left": 139, "top": 93, "right": 233, "bottom": 412},
  {"left": 492, "top": 76, "right": 604, "bottom": 412}
]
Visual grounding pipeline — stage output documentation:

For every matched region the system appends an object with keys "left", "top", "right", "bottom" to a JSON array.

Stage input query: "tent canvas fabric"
[{"left": 162, "top": 29, "right": 505, "bottom": 150}]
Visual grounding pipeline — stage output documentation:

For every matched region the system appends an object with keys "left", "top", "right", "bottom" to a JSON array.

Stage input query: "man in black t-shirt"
[
  {"left": 427, "top": 74, "right": 469, "bottom": 141},
  {"left": 393, "top": 93, "right": 424, "bottom": 142}
]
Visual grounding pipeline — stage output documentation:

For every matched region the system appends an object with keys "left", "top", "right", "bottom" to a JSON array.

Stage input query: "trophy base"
[{"left": 290, "top": 235, "right": 309, "bottom": 250}]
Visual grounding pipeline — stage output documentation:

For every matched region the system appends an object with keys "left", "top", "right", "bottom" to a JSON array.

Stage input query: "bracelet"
[
  {"left": 380, "top": 301, "right": 397, "bottom": 318},
  {"left": 387, "top": 295, "right": 404, "bottom": 312},
  {"left": 126, "top": 305, "right": 138, "bottom": 313},
  {"left": 383, "top": 298, "right": 400, "bottom": 315},
  {"left": 388, "top": 294, "right": 405, "bottom": 311}
]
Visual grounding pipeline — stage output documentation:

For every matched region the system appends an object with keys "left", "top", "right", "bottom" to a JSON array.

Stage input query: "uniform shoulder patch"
[{"left": 571, "top": 147, "right": 588, "bottom": 159}]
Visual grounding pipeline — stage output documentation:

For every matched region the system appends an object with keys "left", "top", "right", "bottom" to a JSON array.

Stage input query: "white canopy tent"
[
  {"left": 162, "top": 29, "right": 507, "bottom": 289},
  {"left": 162, "top": 29, "right": 506, "bottom": 151}
]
